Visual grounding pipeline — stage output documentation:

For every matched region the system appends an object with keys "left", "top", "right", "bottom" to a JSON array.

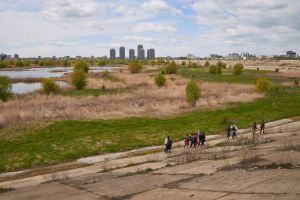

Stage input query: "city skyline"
[{"left": 0, "top": 0, "right": 300, "bottom": 57}]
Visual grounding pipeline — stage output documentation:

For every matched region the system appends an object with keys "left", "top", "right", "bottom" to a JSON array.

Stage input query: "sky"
[{"left": 0, "top": 0, "right": 299, "bottom": 58}]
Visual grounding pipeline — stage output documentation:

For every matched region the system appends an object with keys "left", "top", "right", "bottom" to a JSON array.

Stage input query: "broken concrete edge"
[{"left": 0, "top": 118, "right": 296, "bottom": 184}]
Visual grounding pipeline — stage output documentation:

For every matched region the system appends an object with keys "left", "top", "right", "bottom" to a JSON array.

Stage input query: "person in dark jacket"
[
  {"left": 199, "top": 131, "right": 206, "bottom": 146},
  {"left": 226, "top": 125, "right": 231, "bottom": 140},
  {"left": 260, "top": 120, "right": 265, "bottom": 134}
]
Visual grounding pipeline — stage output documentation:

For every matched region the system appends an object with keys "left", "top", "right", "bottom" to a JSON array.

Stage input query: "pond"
[
  {"left": 0, "top": 66, "right": 112, "bottom": 79},
  {"left": 0, "top": 66, "right": 112, "bottom": 94},
  {"left": 12, "top": 81, "right": 68, "bottom": 94}
]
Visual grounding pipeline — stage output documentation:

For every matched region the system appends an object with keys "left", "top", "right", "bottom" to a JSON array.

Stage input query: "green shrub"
[
  {"left": 256, "top": 78, "right": 270, "bottom": 92},
  {"left": 233, "top": 63, "right": 244, "bottom": 75},
  {"left": 164, "top": 61, "right": 178, "bottom": 74},
  {"left": 63, "top": 60, "right": 70, "bottom": 67},
  {"left": 0, "top": 61, "right": 8, "bottom": 68},
  {"left": 41, "top": 79, "right": 60, "bottom": 95},
  {"left": 101, "top": 70, "right": 109, "bottom": 77},
  {"left": 216, "top": 61, "right": 226, "bottom": 69},
  {"left": 154, "top": 73, "right": 166, "bottom": 87},
  {"left": 191, "top": 62, "right": 198, "bottom": 68},
  {"left": 0, "top": 76, "right": 12, "bottom": 101},
  {"left": 209, "top": 63, "right": 222, "bottom": 74},
  {"left": 97, "top": 60, "right": 107, "bottom": 66},
  {"left": 186, "top": 80, "right": 201, "bottom": 107},
  {"left": 204, "top": 61, "right": 210, "bottom": 67},
  {"left": 181, "top": 61, "right": 186, "bottom": 65},
  {"left": 15, "top": 60, "right": 24, "bottom": 67},
  {"left": 71, "top": 70, "right": 87, "bottom": 90},
  {"left": 128, "top": 61, "right": 142, "bottom": 74},
  {"left": 73, "top": 60, "right": 89, "bottom": 73}
]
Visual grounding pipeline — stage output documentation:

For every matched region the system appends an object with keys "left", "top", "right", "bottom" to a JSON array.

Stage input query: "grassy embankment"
[{"left": 0, "top": 67, "right": 299, "bottom": 172}]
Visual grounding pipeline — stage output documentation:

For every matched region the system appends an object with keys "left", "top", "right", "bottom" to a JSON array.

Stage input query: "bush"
[
  {"left": 233, "top": 63, "right": 243, "bottom": 75},
  {"left": 295, "top": 80, "right": 299, "bottom": 86},
  {"left": 216, "top": 61, "right": 226, "bottom": 69},
  {"left": 101, "top": 70, "right": 109, "bottom": 77},
  {"left": 256, "top": 78, "right": 270, "bottom": 92},
  {"left": 97, "top": 60, "right": 107, "bottom": 66},
  {"left": 204, "top": 61, "right": 210, "bottom": 67},
  {"left": 181, "top": 61, "right": 186, "bottom": 65},
  {"left": 0, "top": 76, "right": 12, "bottom": 101},
  {"left": 154, "top": 73, "right": 166, "bottom": 87},
  {"left": 128, "top": 61, "right": 142, "bottom": 74},
  {"left": 71, "top": 70, "right": 87, "bottom": 90},
  {"left": 41, "top": 79, "right": 60, "bottom": 95},
  {"left": 209, "top": 65, "right": 222, "bottom": 74},
  {"left": 73, "top": 60, "right": 89, "bottom": 73},
  {"left": 164, "top": 61, "right": 178, "bottom": 74},
  {"left": 0, "top": 61, "right": 8, "bottom": 68},
  {"left": 63, "top": 60, "right": 70, "bottom": 67},
  {"left": 186, "top": 80, "right": 201, "bottom": 107},
  {"left": 191, "top": 62, "right": 198, "bottom": 68},
  {"left": 15, "top": 60, "right": 24, "bottom": 67},
  {"left": 275, "top": 68, "right": 279, "bottom": 72}
]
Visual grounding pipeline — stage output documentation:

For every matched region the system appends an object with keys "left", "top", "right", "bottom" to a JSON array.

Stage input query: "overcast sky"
[{"left": 0, "top": 0, "right": 299, "bottom": 57}]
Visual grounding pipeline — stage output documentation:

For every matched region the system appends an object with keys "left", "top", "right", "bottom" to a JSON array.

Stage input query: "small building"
[{"left": 286, "top": 51, "right": 296, "bottom": 58}]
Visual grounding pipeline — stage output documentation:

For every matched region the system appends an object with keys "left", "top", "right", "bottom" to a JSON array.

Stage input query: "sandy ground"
[{"left": 0, "top": 118, "right": 299, "bottom": 199}]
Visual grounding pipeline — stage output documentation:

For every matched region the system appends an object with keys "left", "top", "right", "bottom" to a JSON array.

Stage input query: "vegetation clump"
[
  {"left": 41, "top": 79, "right": 60, "bottom": 95},
  {"left": 185, "top": 80, "right": 201, "bottom": 107},
  {"left": 204, "top": 61, "right": 210, "bottom": 67},
  {"left": 0, "top": 61, "right": 8, "bottom": 68},
  {"left": 256, "top": 77, "right": 270, "bottom": 92},
  {"left": 0, "top": 76, "right": 12, "bottom": 101},
  {"left": 216, "top": 61, "right": 226, "bottom": 69},
  {"left": 15, "top": 60, "right": 24, "bottom": 67},
  {"left": 128, "top": 61, "right": 142, "bottom": 74},
  {"left": 154, "top": 73, "right": 166, "bottom": 87},
  {"left": 209, "top": 65, "right": 222, "bottom": 74},
  {"left": 233, "top": 63, "right": 244, "bottom": 75},
  {"left": 164, "top": 61, "right": 178, "bottom": 74},
  {"left": 71, "top": 70, "right": 87, "bottom": 90},
  {"left": 73, "top": 60, "right": 89, "bottom": 73}
]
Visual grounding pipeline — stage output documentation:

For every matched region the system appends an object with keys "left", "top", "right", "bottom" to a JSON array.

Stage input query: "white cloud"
[
  {"left": 121, "top": 36, "right": 155, "bottom": 43},
  {"left": 141, "top": 0, "right": 182, "bottom": 15},
  {"left": 132, "top": 22, "right": 177, "bottom": 33},
  {"left": 42, "top": 0, "right": 100, "bottom": 19}
]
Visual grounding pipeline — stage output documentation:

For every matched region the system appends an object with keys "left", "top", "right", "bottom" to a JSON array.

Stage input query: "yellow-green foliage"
[
  {"left": 42, "top": 79, "right": 60, "bottom": 95},
  {"left": 0, "top": 76, "right": 12, "bottom": 101},
  {"left": 164, "top": 61, "right": 178, "bottom": 74},
  {"left": 233, "top": 63, "right": 244, "bottom": 75},
  {"left": 256, "top": 78, "right": 270, "bottom": 92},
  {"left": 73, "top": 60, "right": 89, "bottom": 73},
  {"left": 71, "top": 70, "right": 87, "bottom": 90},
  {"left": 154, "top": 73, "right": 166, "bottom": 87},
  {"left": 128, "top": 61, "right": 142, "bottom": 74},
  {"left": 186, "top": 80, "right": 201, "bottom": 106}
]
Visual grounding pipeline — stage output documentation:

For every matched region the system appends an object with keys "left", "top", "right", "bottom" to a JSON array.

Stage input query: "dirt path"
[{"left": 0, "top": 118, "right": 299, "bottom": 199}]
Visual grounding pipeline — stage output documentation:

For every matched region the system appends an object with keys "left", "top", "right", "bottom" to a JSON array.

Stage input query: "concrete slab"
[
  {"left": 218, "top": 193, "right": 300, "bottom": 200},
  {"left": 129, "top": 188, "right": 227, "bottom": 200}
]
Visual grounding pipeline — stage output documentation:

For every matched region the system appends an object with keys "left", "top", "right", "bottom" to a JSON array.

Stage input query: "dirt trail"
[{"left": 0, "top": 118, "right": 299, "bottom": 199}]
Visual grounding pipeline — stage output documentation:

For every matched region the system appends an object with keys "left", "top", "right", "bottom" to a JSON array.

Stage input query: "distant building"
[
  {"left": 147, "top": 48, "right": 155, "bottom": 60},
  {"left": 0, "top": 53, "right": 7, "bottom": 60},
  {"left": 13, "top": 54, "right": 19, "bottom": 59},
  {"left": 110, "top": 49, "right": 116, "bottom": 59},
  {"left": 227, "top": 53, "right": 240, "bottom": 60},
  {"left": 119, "top": 47, "right": 125, "bottom": 59},
  {"left": 240, "top": 52, "right": 256, "bottom": 60},
  {"left": 129, "top": 49, "right": 135, "bottom": 60},
  {"left": 209, "top": 54, "right": 223, "bottom": 59},
  {"left": 286, "top": 51, "right": 296, "bottom": 58},
  {"left": 76, "top": 56, "right": 82, "bottom": 59},
  {"left": 137, "top": 45, "right": 144, "bottom": 60}
]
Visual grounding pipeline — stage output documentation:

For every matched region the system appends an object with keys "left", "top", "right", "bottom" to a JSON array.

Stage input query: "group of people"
[
  {"left": 184, "top": 130, "right": 206, "bottom": 148},
  {"left": 252, "top": 120, "right": 266, "bottom": 135},
  {"left": 164, "top": 120, "right": 266, "bottom": 153},
  {"left": 226, "top": 124, "right": 238, "bottom": 140}
]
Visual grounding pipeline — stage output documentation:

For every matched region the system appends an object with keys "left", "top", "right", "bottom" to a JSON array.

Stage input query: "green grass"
[
  {"left": 178, "top": 66, "right": 282, "bottom": 84},
  {"left": 63, "top": 88, "right": 124, "bottom": 96},
  {"left": 0, "top": 86, "right": 299, "bottom": 172}
]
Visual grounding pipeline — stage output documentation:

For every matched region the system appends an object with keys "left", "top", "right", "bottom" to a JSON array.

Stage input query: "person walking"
[
  {"left": 184, "top": 135, "right": 189, "bottom": 148},
  {"left": 167, "top": 136, "right": 173, "bottom": 153},
  {"left": 232, "top": 124, "right": 238, "bottom": 139},
  {"left": 199, "top": 131, "right": 206, "bottom": 147},
  {"left": 252, "top": 122, "right": 258, "bottom": 142},
  {"left": 260, "top": 120, "right": 265, "bottom": 134},
  {"left": 226, "top": 125, "right": 231, "bottom": 140},
  {"left": 164, "top": 136, "right": 169, "bottom": 153}
]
